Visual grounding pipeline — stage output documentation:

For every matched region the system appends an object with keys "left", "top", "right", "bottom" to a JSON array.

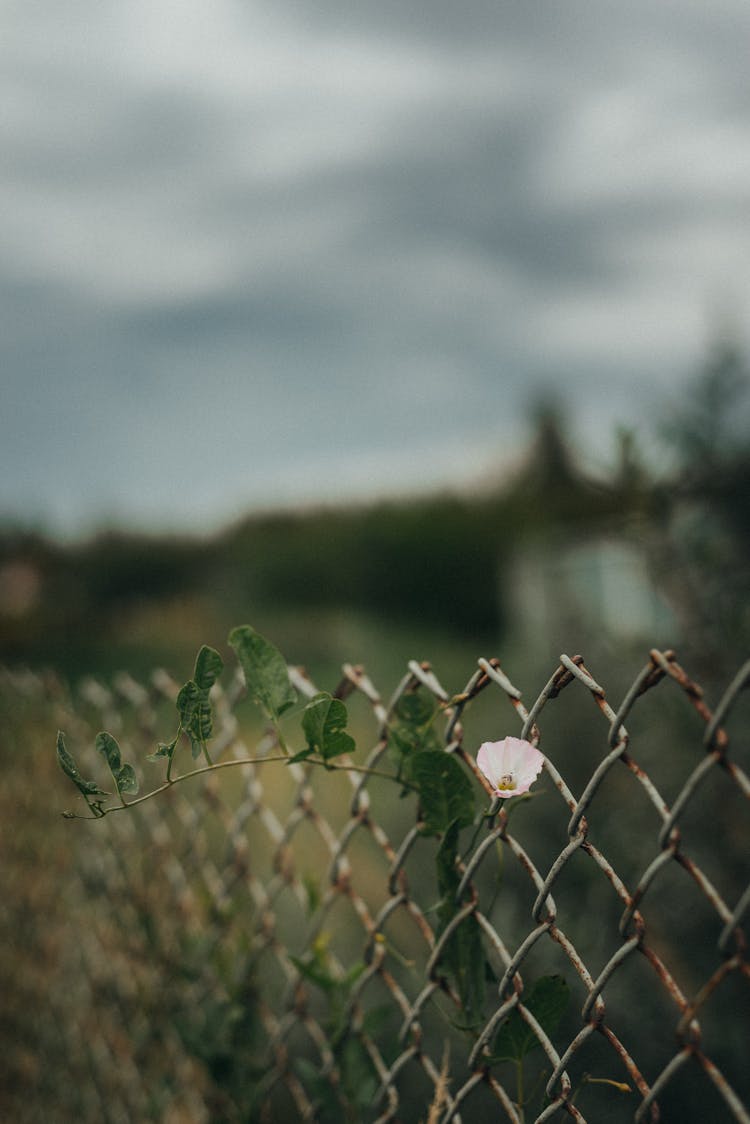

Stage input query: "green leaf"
[
  {"left": 95, "top": 731, "right": 139, "bottom": 796},
  {"left": 194, "top": 644, "right": 223, "bottom": 691},
  {"left": 56, "top": 731, "right": 108, "bottom": 797},
  {"left": 113, "top": 762, "right": 139, "bottom": 795},
  {"left": 95, "top": 731, "right": 123, "bottom": 774},
  {"left": 435, "top": 819, "right": 486, "bottom": 1022},
  {"left": 491, "top": 974, "right": 570, "bottom": 1063},
  {"left": 302, "top": 693, "right": 356, "bottom": 760},
  {"left": 228, "top": 625, "right": 297, "bottom": 721},
  {"left": 177, "top": 680, "right": 200, "bottom": 725},
  {"left": 394, "top": 693, "right": 436, "bottom": 727},
  {"left": 408, "top": 750, "right": 475, "bottom": 836},
  {"left": 177, "top": 674, "right": 214, "bottom": 760},
  {"left": 388, "top": 692, "right": 440, "bottom": 766}
]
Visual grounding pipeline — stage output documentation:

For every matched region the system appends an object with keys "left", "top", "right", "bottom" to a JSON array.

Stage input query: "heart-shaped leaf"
[
  {"left": 95, "top": 731, "right": 139, "bottom": 796},
  {"left": 176, "top": 649, "right": 223, "bottom": 760},
  {"left": 407, "top": 750, "right": 475, "bottom": 836},
  {"left": 228, "top": 625, "right": 297, "bottom": 721},
  {"left": 194, "top": 645, "right": 223, "bottom": 692},
  {"left": 302, "top": 693, "right": 355, "bottom": 760}
]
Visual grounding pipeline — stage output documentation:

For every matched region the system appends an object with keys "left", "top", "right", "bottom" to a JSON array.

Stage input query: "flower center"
[{"left": 497, "top": 772, "right": 515, "bottom": 791}]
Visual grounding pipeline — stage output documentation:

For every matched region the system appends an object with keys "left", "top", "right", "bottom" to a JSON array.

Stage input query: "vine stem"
[
  {"left": 66, "top": 755, "right": 289, "bottom": 819},
  {"left": 319, "top": 759, "right": 419, "bottom": 790},
  {"left": 64, "top": 755, "right": 412, "bottom": 820}
]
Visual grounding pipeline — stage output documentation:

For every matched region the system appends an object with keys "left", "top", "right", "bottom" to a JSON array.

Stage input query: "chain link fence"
[{"left": 3, "top": 644, "right": 749, "bottom": 1123}]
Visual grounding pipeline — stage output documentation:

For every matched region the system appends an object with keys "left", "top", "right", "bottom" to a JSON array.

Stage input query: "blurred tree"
[
  {"left": 649, "top": 340, "right": 750, "bottom": 684},
  {"left": 507, "top": 401, "right": 615, "bottom": 530},
  {"left": 661, "top": 340, "right": 749, "bottom": 479}
]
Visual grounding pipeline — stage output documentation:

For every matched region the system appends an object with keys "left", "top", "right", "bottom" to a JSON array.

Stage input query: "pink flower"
[{"left": 476, "top": 737, "right": 544, "bottom": 798}]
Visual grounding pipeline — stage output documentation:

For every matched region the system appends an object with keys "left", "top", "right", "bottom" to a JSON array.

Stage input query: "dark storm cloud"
[{"left": 1, "top": 0, "right": 749, "bottom": 534}]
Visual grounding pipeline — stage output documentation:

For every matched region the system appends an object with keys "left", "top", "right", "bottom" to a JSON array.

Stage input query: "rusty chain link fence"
[{"left": 4, "top": 645, "right": 749, "bottom": 1123}]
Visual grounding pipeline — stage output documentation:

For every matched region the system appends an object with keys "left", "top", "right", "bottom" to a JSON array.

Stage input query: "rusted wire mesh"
[{"left": 12, "top": 646, "right": 750, "bottom": 1123}]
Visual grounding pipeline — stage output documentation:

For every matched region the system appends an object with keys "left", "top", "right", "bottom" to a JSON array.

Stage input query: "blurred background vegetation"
[{"left": 1, "top": 341, "right": 748, "bottom": 691}]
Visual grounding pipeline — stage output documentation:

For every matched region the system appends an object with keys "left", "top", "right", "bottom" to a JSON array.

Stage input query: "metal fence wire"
[{"left": 29, "top": 647, "right": 750, "bottom": 1123}]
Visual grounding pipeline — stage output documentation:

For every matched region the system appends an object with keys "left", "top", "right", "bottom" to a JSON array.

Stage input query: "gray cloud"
[{"left": 2, "top": 0, "right": 749, "bottom": 535}]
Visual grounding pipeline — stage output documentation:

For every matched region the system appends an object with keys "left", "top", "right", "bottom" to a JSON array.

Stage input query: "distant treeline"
[
  {"left": 209, "top": 409, "right": 624, "bottom": 636},
  {"left": 1, "top": 344, "right": 749, "bottom": 681},
  {"left": 0, "top": 408, "right": 641, "bottom": 673}
]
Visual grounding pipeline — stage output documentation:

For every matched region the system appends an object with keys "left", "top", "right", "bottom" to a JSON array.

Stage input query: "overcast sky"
[{"left": 2, "top": 0, "right": 750, "bottom": 538}]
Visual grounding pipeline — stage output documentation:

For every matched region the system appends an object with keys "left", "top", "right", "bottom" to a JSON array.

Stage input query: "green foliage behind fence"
[{"left": 22, "top": 630, "right": 749, "bottom": 1124}]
